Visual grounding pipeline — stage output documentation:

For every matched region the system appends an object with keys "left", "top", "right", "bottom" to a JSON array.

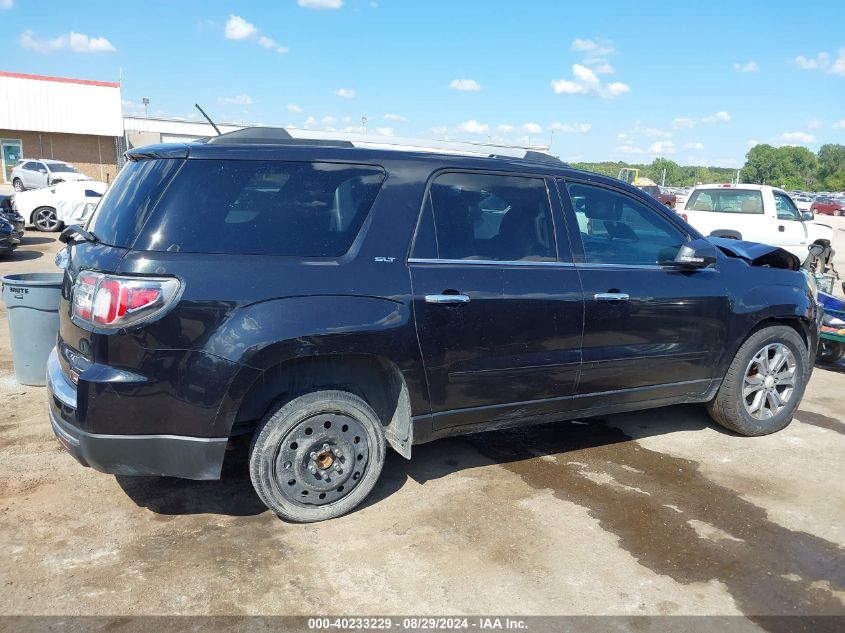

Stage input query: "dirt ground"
[{"left": 0, "top": 223, "right": 844, "bottom": 628}]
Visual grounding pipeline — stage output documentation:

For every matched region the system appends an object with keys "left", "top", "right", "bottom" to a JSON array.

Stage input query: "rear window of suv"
[
  {"left": 687, "top": 189, "right": 764, "bottom": 214},
  {"left": 94, "top": 159, "right": 386, "bottom": 256}
]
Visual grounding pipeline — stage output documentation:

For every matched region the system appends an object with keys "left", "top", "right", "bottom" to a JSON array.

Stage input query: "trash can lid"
[{"left": 1, "top": 272, "right": 64, "bottom": 287}]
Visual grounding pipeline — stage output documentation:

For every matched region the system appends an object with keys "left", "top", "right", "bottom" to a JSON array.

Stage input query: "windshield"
[{"left": 48, "top": 163, "right": 81, "bottom": 173}]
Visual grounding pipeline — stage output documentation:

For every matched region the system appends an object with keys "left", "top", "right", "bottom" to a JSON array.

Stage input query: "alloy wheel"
[
  {"left": 742, "top": 343, "right": 796, "bottom": 420},
  {"left": 34, "top": 207, "right": 59, "bottom": 231}
]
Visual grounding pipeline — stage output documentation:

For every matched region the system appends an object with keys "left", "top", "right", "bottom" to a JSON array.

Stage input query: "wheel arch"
[{"left": 226, "top": 353, "right": 413, "bottom": 458}]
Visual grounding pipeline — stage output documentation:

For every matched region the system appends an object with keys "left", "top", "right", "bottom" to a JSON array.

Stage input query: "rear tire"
[
  {"left": 707, "top": 325, "right": 808, "bottom": 436},
  {"left": 249, "top": 390, "right": 386, "bottom": 522},
  {"left": 32, "top": 206, "right": 61, "bottom": 232}
]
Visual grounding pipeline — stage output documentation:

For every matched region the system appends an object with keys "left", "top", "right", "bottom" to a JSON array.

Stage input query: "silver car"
[{"left": 10, "top": 159, "right": 92, "bottom": 192}]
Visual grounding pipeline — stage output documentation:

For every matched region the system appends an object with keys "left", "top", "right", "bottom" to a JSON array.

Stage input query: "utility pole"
[{"left": 661, "top": 168, "right": 666, "bottom": 187}]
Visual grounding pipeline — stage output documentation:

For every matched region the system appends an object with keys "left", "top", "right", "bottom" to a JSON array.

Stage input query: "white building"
[{"left": 0, "top": 70, "right": 123, "bottom": 184}]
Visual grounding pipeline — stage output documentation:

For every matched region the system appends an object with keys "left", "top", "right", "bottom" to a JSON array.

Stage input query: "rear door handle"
[
  {"left": 594, "top": 292, "right": 630, "bottom": 302},
  {"left": 425, "top": 293, "right": 471, "bottom": 305}
]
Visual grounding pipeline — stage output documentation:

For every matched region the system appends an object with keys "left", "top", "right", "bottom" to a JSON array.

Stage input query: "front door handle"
[
  {"left": 594, "top": 292, "right": 630, "bottom": 302},
  {"left": 425, "top": 293, "right": 471, "bottom": 305},
  {"left": 778, "top": 225, "right": 785, "bottom": 232}
]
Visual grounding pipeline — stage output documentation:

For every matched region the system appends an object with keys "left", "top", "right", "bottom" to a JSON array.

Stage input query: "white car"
[
  {"left": 793, "top": 195, "right": 813, "bottom": 213},
  {"left": 11, "top": 181, "right": 108, "bottom": 232},
  {"left": 677, "top": 184, "right": 833, "bottom": 264},
  {"left": 10, "top": 159, "right": 92, "bottom": 191}
]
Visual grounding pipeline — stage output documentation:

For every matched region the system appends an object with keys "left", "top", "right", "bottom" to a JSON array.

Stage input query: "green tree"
[
  {"left": 740, "top": 144, "right": 784, "bottom": 185},
  {"left": 817, "top": 144, "right": 845, "bottom": 190}
]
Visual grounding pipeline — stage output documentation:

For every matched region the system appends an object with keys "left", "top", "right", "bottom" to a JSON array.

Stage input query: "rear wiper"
[{"left": 59, "top": 225, "right": 98, "bottom": 244}]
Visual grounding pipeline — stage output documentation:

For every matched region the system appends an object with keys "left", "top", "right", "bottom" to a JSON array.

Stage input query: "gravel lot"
[{"left": 1, "top": 222, "right": 844, "bottom": 627}]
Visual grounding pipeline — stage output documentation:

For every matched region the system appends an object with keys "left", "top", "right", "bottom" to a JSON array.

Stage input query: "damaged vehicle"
[{"left": 48, "top": 128, "right": 821, "bottom": 522}]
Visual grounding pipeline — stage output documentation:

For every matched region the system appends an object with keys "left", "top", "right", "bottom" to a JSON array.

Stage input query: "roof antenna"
[{"left": 195, "top": 103, "right": 221, "bottom": 135}]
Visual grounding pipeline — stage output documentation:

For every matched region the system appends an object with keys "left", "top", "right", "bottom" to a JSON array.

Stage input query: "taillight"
[{"left": 72, "top": 271, "right": 180, "bottom": 329}]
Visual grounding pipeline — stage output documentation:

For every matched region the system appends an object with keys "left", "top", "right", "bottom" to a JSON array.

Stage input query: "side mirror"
[
  {"left": 661, "top": 238, "right": 718, "bottom": 269},
  {"left": 801, "top": 212, "right": 814, "bottom": 221}
]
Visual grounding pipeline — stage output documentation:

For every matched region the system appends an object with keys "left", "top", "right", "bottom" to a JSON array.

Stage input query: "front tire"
[
  {"left": 817, "top": 340, "right": 845, "bottom": 363},
  {"left": 707, "top": 325, "right": 809, "bottom": 436},
  {"left": 249, "top": 390, "right": 386, "bottom": 522}
]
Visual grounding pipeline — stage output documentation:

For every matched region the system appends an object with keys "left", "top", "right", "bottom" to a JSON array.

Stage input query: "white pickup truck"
[{"left": 677, "top": 184, "right": 834, "bottom": 264}]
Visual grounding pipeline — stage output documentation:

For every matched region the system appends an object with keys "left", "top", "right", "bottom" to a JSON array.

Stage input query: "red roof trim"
[{"left": 0, "top": 71, "right": 120, "bottom": 88}]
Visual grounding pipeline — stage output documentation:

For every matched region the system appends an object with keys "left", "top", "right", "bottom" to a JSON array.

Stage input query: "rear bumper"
[{"left": 47, "top": 348, "right": 227, "bottom": 480}]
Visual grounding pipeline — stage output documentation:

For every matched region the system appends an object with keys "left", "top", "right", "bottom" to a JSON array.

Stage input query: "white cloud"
[
  {"left": 1, "top": 0, "right": 13, "bottom": 9},
  {"left": 224, "top": 15, "right": 257, "bottom": 40},
  {"left": 497, "top": 124, "right": 514, "bottom": 133},
  {"left": 218, "top": 93, "right": 253, "bottom": 105},
  {"left": 683, "top": 142, "right": 705, "bottom": 150},
  {"left": 733, "top": 61, "right": 759, "bottom": 72},
  {"left": 303, "top": 116, "right": 317, "bottom": 128},
  {"left": 793, "top": 49, "right": 845, "bottom": 76},
  {"left": 613, "top": 145, "right": 644, "bottom": 154},
  {"left": 375, "top": 127, "right": 394, "bottom": 137},
  {"left": 257, "top": 36, "right": 288, "bottom": 53},
  {"left": 458, "top": 120, "right": 489, "bottom": 135},
  {"left": 833, "top": 119, "right": 845, "bottom": 129},
  {"left": 335, "top": 88, "right": 355, "bottom": 99},
  {"left": 702, "top": 111, "right": 731, "bottom": 123},
  {"left": 551, "top": 122, "right": 592, "bottom": 133},
  {"left": 431, "top": 126, "right": 449, "bottom": 136},
  {"left": 322, "top": 116, "right": 337, "bottom": 124},
  {"left": 672, "top": 117, "right": 695, "bottom": 129},
  {"left": 384, "top": 113, "right": 407, "bottom": 121},
  {"left": 20, "top": 30, "right": 116, "bottom": 53},
  {"left": 224, "top": 14, "right": 287, "bottom": 52},
  {"left": 298, "top": 0, "right": 344, "bottom": 8},
  {"left": 523, "top": 122, "right": 543, "bottom": 134},
  {"left": 551, "top": 63, "right": 629, "bottom": 98},
  {"left": 450, "top": 78, "right": 482, "bottom": 92},
  {"left": 287, "top": 104, "right": 303, "bottom": 113},
  {"left": 747, "top": 139, "right": 760, "bottom": 147},
  {"left": 638, "top": 126, "right": 672, "bottom": 138},
  {"left": 570, "top": 38, "right": 615, "bottom": 57},
  {"left": 649, "top": 141, "right": 675, "bottom": 155},
  {"left": 779, "top": 131, "right": 816, "bottom": 144}
]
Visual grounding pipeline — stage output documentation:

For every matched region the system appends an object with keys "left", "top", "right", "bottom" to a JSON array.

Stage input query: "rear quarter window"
[
  {"left": 87, "top": 158, "right": 183, "bottom": 247},
  {"left": 134, "top": 160, "right": 385, "bottom": 257}
]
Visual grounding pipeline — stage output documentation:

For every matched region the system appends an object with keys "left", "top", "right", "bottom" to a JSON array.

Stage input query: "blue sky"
[{"left": 2, "top": 0, "right": 844, "bottom": 166}]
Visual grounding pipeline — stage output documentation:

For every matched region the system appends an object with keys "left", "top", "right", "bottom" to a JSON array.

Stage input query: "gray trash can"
[{"left": 1, "top": 272, "right": 64, "bottom": 386}]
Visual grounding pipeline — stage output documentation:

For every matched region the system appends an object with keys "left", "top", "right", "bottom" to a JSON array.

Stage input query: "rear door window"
[
  {"left": 134, "top": 160, "right": 385, "bottom": 256},
  {"left": 687, "top": 189, "right": 764, "bottom": 213},
  {"left": 419, "top": 172, "right": 557, "bottom": 262}
]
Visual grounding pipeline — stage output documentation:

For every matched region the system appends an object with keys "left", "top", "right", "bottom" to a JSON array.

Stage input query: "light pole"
[
  {"left": 142, "top": 97, "right": 150, "bottom": 118},
  {"left": 361, "top": 116, "right": 367, "bottom": 135}
]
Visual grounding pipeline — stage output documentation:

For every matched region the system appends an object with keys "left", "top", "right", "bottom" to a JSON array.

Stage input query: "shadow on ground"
[{"left": 20, "top": 235, "right": 56, "bottom": 246}]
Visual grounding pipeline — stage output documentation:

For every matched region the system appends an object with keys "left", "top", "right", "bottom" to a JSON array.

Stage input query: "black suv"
[{"left": 48, "top": 129, "right": 821, "bottom": 522}]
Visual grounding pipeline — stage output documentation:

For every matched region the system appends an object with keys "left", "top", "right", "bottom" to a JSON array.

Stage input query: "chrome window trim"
[{"left": 408, "top": 257, "right": 575, "bottom": 268}]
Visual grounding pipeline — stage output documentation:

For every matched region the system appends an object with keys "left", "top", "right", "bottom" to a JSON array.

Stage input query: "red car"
[{"left": 810, "top": 197, "right": 845, "bottom": 216}]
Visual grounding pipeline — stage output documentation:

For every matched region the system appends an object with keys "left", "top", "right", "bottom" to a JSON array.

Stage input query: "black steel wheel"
[{"left": 249, "top": 390, "right": 386, "bottom": 522}]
